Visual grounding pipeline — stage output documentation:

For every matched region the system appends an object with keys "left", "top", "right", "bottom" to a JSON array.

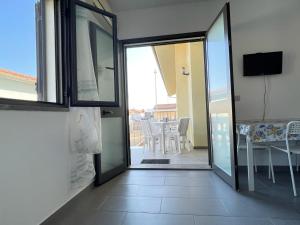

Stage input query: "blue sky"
[
  {"left": 126, "top": 46, "right": 176, "bottom": 109},
  {"left": 0, "top": 0, "right": 37, "bottom": 76}
]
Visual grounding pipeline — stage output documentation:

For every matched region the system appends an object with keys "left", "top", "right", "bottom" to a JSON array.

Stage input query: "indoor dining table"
[
  {"left": 152, "top": 120, "right": 178, "bottom": 154},
  {"left": 237, "top": 120, "right": 300, "bottom": 191}
]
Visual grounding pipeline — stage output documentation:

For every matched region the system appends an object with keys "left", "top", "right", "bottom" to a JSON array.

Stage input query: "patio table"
[{"left": 152, "top": 121, "right": 178, "bottom": 154}]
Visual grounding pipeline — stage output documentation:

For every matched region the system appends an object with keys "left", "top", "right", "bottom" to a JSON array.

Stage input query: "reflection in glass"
[
  {"left": 207, "top": 13, "right": 228, "bottom": 102},
  {"left": 211, "top": 113, "right": 231, "bottom": 175},
  {"left": 101, "top": 117, "right": 124, "bottom": 173},
  {"left": 92, "top": 23, "right": 115, "bottom": 102},
  {"left": 207, "top": 12, "right": 233, "bottom": 176},
  {"left": 75, "top": 5, "right": 116, "bottom": 102}
]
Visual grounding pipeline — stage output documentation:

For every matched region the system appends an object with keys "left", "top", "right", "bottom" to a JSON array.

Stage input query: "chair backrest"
[
  {"left": 285, "top": 121, "right": 300, "bottom": 150},
  {"left": 236, "top": 125, "right": 247, "bottom": 150},
  {"left": 140, "top": 119, "right": 151, "bottom": 138},
  {"left": 287, "top": 121, "right": 300, "bottom": 135},
  {"left": 178, "top": 118, "right": 190, "bottom": 136}
]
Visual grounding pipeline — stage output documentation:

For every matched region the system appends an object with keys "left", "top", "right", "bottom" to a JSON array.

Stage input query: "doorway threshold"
[{"left": 129, "top": 164, "right": 211, "bottom": 170}]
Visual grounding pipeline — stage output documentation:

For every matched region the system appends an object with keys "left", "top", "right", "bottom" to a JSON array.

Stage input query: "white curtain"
[
  {"left": 69, "top": 107, "right": 102, "bottom": 154},
  {"left": 69, "top": 107, "right": 102, "bottom": 190},
  {"left": 70, "top": 153, "right": 95, "bottom": 190}
]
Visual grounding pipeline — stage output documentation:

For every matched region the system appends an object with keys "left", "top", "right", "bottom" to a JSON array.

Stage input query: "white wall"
[
  {"left": 0, "top": 111, "right": 85, "bottom": 225},
  {"left": 117, "top": 0, "right": 300, "bottom": 120},
  {"left": 230, "top": 0, "right": 300, "bottom": 165},
  {"left": 0, "top": 0, "right": 112, "bottom": 224},
  {"left": 116, "top": 0, "right": 224, "bottom": 40},
  {"left": 230, "top": 0, "right": 300, "bottom": 120},
  {"left": 1, "top": 1, "right": 300, "bottom": 224},
  {"left": 116, "top": 0, "right": 300, "bottom": 165}
]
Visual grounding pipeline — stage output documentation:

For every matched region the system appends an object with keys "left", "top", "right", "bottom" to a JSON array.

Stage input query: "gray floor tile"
[
  {"left": 106, "top": 184, "right": 140, "bottom": 197},
  {"left": 164, "top": 177, "right": 213, "bottom": 187},
  {"left": 123, "top": 213, "right": 195, "bottom": 225},
  {"left": 115, "top": 176, "right": 165, "bottom": 185},
  {"left": 43, "top": 170, "right": 300, "bottom": 224},
  {"left": 121, "top": 170, "right": 168, "bottom": 177},
  {"left": 162, "top": 170, "right": 213, "bottom": 178},
  {"left": 222, "top": 196, "right": 300, "bottom": 219},
  {"left": 100, "top": 196, "right": 161, "bottom": 213},
  {"left": 161, "top": 197, "right": 228, "bottom": 216},
  {"left": 271, "top": 218, "right": 300, "bottom": 225},
  {"left": 86, "top": 211, "right": 126, "bottom": 225},
  {"left": 194, "top": 216, "right": 273, "bottom": 225},
  {"left": 137, "top": 185, "right": 220, "bottom": 198}
]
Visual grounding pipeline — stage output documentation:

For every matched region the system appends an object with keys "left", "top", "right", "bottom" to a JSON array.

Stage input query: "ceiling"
[{"left": 107, "top": 0, "right": 212, "bottom": 12}]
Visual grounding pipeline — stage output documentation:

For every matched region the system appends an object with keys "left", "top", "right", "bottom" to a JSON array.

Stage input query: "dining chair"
[
  {"left": 166, "top": 118, "right": 190, "bottom": 154},
  {"left": 270, "top": 121, "right": 300, "bottom": 196},
  {"left": 140, "top": 119, "right": 150, "bottom": 150},
  {"left": 140, "top": 119, "right": 161, "bottom": 152},
  {"left": 236, "top": 127, "right": 275, "bottom": 183}
]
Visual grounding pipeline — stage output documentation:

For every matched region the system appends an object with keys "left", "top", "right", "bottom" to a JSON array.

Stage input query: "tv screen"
[
  {"left": 264, "top": 52, "right": 283, "bottom": 75},
  {"left": 243, "top": 53, "right": 264, "bottom": 76},
  {"left": 243, "top": 51, "right": 283, "bottom": 76}
]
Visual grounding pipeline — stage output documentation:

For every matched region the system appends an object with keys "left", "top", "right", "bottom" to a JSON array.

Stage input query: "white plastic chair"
[
  {"left": 140, "top": 119, "right": 161, "bottom": 152},
  {"left": 270, "top": 121, "right": 300, "bottom": 196},
  {"left": 166, "top": 118, "right": 190, "bottom": 154},
  {"left": 140, "top": 119, "right": 150, "bottom": 150},
  {"left": 236, "top": 127, "right": 275, "bottom": 183}
]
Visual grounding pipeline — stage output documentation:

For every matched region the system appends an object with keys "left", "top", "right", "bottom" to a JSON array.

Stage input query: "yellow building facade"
[{"left": 154, "top": 42, "right": 208, "bottom": 148}]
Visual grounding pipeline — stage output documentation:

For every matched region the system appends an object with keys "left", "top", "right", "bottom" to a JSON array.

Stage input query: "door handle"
[{"left": 102, "top": 110, "right": 113, "bottom": 116}]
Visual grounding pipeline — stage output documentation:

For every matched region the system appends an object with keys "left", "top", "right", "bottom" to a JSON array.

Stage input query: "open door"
[
  {"left": 69, "top": 0, "right": 127, "bottom": 186},
  {"left": 205, "top": 3, "right": 238, "bottom": 189}
]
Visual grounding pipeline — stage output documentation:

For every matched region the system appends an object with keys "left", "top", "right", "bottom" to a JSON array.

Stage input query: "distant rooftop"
[
  {"left": 129, "top": 109, "right": 145, "bottom": 114},
  {"left": 154, "top": 103, "right": 176, "bottom": 111},
  {"left": 0, "top": 68, "right": 36, "bottom": 83}
]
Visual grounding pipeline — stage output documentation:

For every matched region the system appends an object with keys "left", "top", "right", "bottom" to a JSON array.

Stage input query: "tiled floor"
[
  {"left": 43, "top": 170, "right": 300, "bottom": 225},
  {"left": 130, "top": 147, "right": 210, "bottom": 169}
]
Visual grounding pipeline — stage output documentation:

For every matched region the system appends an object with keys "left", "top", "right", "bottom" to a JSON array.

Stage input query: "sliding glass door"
[{"left": 205, "top": 3, "right": 238, "bottom": 189}]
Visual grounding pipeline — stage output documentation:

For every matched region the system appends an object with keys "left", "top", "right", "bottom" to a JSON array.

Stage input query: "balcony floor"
[{"left": 130, "top": 146, "right": 210, "bottom": 169}]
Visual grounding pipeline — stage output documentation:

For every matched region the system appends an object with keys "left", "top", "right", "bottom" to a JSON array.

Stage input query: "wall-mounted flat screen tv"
[{"left": 243, "top": 51, "right": 283, "bottom": 76}]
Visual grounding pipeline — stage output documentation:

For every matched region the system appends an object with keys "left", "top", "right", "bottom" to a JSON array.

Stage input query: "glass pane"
[
  {"left": 211, "top": 113, "right": 231, "bottom": 175},
  {"left": 207, "top": 14, "right": 228, "bottom": 102},
  {"left": 75, "top": 5, "right": 116, "bottom": 102},
  {"left": 95, "top": 25, "right": 115, "bottom": 102},
  {"left": 0, "top": 0, "right": 59, "bottom": 103},
  {"left": 101, "top": 117, "right": 125, "bottom": 173},
  {"left": 207, "top": 13, "right": 233, "bottom": 176}
]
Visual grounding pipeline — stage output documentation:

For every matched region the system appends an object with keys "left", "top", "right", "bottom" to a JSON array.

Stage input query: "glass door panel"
[
  {"left": 70, "top": 1, "right": 127, "bottom": 186},
  {"left": 71, "top": 0, "right": 118, "bottom": 106},
  {"left": 95, "top": 27, "right": 115, "bottom": 102},
  {"left": 101, "top": 117, "right": 125, "bottom": 173},
  {"left": 206, "top": 3, "right": 238, "bottom": 188}
]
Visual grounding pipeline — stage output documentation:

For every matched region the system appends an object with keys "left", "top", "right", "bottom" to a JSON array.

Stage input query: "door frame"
[
  {"left": 205, "top": 3, "right": 239, "bottom": 189},
  {"left": 69, "top": 0, "right": 120, "bottom": 107},
  {"left": 120, "top": 31, "right": 213, "bottom": 170},
  {"left": 68, "top": 0, "right": 128, "bottom": 186}
]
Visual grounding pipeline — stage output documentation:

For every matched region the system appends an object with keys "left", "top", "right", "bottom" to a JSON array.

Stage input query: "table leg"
[{"left": 246, "top": 135, "right": 255, "bottom": 191}]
